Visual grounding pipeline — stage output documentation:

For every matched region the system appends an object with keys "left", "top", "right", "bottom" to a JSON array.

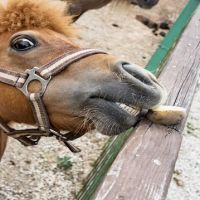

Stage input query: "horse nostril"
[{"left": 121, "top": 63, "right": 154, "bottom": 85}]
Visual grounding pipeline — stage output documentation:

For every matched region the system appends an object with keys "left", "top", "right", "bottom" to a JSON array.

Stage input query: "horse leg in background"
[
  {"left": 64, "top": 0, "right": 159, "bottom": 21},
  {"left": 0, "top": 131, "right": 8, "bottom": 160},
  {"left": 65, "top": 0, "right": 113, "bottom": 20},
  {"left": 129, "top": 0, "right": 159, "bottom": 9}
]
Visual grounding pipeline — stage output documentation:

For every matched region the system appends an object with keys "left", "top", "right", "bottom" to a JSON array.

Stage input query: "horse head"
[{"left": 0, "top": 0, "right": 164, "bottom": 145}]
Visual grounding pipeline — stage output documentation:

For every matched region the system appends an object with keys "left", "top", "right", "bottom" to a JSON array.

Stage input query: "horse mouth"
[{"left": 84, "top": 98, "right": 146, "bottom": 136}]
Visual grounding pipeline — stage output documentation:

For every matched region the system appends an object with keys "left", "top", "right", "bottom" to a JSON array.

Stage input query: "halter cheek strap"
[{"left": 0, "top": 49, "right": 106, "bottom": 153}]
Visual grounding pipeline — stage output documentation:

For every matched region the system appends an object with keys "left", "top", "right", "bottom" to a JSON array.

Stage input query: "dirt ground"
[{"left": 1, "top": 0, "right": 199, "bottom": 199}]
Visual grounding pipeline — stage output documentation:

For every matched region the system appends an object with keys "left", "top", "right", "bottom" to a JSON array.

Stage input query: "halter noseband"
[{"left": 0, "top": 49, "right": 106, "bottom": 153}]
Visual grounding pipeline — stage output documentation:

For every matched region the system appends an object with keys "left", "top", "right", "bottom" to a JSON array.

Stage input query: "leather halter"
[{"left": 0, "top": 49, "right": 106, "bottom": 153}]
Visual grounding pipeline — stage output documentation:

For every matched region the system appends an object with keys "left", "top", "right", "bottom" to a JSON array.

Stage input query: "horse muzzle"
[{"left": 82, "top": 60, "right": 166, "bottom": 135}]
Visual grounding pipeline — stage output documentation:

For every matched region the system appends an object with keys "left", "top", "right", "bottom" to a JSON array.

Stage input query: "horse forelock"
[{"left": 0, "top": 0, "right": 76, "bottom": 36}]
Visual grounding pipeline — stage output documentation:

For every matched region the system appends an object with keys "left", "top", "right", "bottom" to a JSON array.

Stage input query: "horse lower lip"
[{"left": 115, "top": 103, "right": 141, "bottom": 116}]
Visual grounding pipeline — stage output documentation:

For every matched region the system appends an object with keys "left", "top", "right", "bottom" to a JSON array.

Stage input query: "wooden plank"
[
  {"left": 94, "top": 122, "right": 181, "bottom": 200},
  {"left": 76, "top": 1, "right": 200, "bottom": 199},
  {"left": 93, "top": 5, "right": 200, "bottom": 200}
]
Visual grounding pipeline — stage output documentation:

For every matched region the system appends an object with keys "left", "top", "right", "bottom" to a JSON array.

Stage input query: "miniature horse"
[{"left": 0, "top": 0, "right": 164, "bottom": 159}]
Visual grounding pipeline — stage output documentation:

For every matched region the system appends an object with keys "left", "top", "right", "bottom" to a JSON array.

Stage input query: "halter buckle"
[{"left": 19, "top": 67, "right": 51, "bottom": 96}]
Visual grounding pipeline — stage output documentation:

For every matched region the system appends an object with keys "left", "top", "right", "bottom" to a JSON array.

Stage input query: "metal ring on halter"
[{"left": 19, "top": 67, "right": 51, "bottom": 96}]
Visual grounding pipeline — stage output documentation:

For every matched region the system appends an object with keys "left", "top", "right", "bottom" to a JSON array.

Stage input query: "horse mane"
[{"left": 0, "top": 0, "right": 75, "bottom": 36}]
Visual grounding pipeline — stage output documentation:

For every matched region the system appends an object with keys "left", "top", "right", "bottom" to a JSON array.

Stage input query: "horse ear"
[{"left": 64, "top": 0, "right": 128, "bottom": 22}]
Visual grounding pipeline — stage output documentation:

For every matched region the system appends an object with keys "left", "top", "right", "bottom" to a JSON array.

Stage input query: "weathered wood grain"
[{"left": 93, "top": 5, "right": 200, "bottom": 200}]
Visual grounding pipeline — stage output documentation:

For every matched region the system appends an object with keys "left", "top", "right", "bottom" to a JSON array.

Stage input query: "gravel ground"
[{"left": 1, "top": 0, "right": 199, "bottom": 200}]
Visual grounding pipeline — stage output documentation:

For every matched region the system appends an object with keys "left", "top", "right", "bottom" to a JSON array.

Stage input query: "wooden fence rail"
[{"left": 77, "top": 0, "right": 200, "bottom": 199}]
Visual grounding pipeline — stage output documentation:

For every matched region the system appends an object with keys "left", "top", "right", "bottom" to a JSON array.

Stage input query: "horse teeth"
[{"left": 115, "top": 103, "right": 140, "bottom": 116}]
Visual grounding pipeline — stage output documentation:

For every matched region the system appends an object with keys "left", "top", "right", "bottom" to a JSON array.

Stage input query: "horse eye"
[{"left": 11, "top": 36, "right": 37, "bottom": 51}]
